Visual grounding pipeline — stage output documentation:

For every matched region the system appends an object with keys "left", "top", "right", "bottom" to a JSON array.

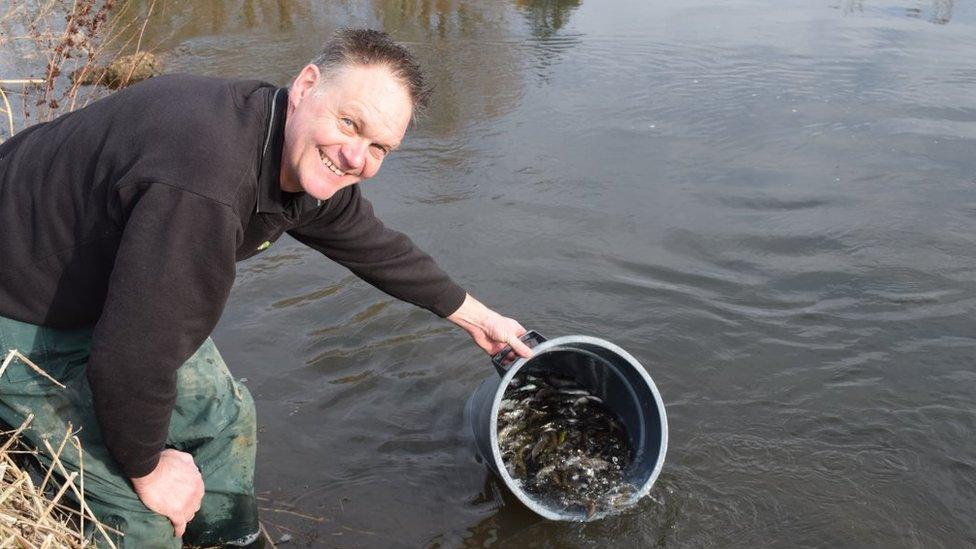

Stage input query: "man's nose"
[{"left": 339, "top": 140, "right": 369, "bottom": 174}]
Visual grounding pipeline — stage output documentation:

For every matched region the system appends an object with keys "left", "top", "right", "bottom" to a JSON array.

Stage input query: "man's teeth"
[{"left": 319, "top": 151, "right": 345, "bottom": 176}]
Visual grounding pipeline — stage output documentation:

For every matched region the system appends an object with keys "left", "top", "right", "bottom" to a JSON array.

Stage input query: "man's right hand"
[{"left": 130, "top": 449, "right": 205, "bottom": 538}]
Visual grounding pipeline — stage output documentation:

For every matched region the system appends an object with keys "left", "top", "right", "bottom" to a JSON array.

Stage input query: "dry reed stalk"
[
  {"left": 0, "top": 80, "right": 45, "bottom": 139},
  {"left": 0, "top": 417, "right": 119, "bottom": 547},
  {"left": 0, "top": 0, "right": 158, "bottom": 144},
  {"left": 0, "top": 350, "right": 120, "bottom": 548},
  {"left": 258, "top": 522, "right": 278, "bottom": 549},
  {"left": 0, "top": 351, "right": 65, "bottom": 389},
  {"left": 0, "top": 86, "right": 14, "bottom": 139}
]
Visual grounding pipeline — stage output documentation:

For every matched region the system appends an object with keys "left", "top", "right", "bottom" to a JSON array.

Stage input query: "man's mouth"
[{"left": 318, "top": 149, "right": 346, "bottom": 177}]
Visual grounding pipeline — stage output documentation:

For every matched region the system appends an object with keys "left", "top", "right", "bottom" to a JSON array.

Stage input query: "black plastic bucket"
[{"left": 465, "top": 331, "right": 668, "bottom": 521}]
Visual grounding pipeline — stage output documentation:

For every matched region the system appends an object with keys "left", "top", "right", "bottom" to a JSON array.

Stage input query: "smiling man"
[{"left": 0, "top": 29, "right": 532, "bottom": 547}]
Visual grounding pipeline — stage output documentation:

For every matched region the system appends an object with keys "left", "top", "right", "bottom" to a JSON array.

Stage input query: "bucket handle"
[{"left": 490, "top": 330, "right": 547, "bottom": 376}]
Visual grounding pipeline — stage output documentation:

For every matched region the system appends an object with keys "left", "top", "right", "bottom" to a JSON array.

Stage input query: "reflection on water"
[
  {"left": 128, "top": 0, "right": 313, "bottom": 34},
  {"left": 515, "top": 0, "right": 583, "bottom": 83},
  {"left": 905, "top": 0, "right": 954, "bottom": 24},
  {"left": 515, "top": 0, "right": 581, "bottom": 38},
  {"left": 121, "top": 0, "right": 588, "bottom": 137},
  {"left": 368, "top": 0, "right": 526, "bottom": 136},
  {"left": 837, "top": 0, "right": 956, "bottom": 24}
]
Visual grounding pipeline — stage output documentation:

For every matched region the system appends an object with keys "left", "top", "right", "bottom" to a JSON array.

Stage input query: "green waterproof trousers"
[{"left": 0, "top": 315, "right": 259, "bottom": 547}]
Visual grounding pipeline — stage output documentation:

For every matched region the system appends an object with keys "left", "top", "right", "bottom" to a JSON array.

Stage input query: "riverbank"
[{"left": 0, "top": 0, "right": 159, "bottom": 143}]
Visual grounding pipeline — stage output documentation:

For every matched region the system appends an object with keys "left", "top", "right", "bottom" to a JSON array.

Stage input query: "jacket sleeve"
[
  {"left": 87, "top": 182, "right": 242, "bottom": 478},
  {"left": 287, "top": 186, "right": 466, "bottom": 318}
]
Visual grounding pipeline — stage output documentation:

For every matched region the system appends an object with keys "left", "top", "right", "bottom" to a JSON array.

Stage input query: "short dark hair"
[{"left": 312, "top": 28, "right": 432, "bottom": 115}]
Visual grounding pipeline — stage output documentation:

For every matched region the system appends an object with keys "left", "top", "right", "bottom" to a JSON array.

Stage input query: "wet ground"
[{"left": 6, "top": 0, "right": 976, "bottom": 546}]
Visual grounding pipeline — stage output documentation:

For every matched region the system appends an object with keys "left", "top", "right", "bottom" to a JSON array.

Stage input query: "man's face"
[{"left": 280, "top": 63, "right": 413, "bottom": 200}]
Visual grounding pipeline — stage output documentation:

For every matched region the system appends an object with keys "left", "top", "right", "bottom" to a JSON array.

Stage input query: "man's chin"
[{"left": 301, "top": 179, "right": 348, "bottom": 201}]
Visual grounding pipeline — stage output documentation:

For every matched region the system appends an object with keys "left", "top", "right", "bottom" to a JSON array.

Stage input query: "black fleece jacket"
[{"left": 0, "top": 74, "right": 466, "bottom": 477}]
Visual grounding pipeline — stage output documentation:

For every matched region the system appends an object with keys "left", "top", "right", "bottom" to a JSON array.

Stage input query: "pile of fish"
[{"left": 496, "top": 370, "right": 636, "bottom": 519}]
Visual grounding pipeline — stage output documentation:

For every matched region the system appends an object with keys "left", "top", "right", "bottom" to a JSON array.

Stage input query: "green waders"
[{"left": 0, "top": 315, "right": 259, "bottom": 547}]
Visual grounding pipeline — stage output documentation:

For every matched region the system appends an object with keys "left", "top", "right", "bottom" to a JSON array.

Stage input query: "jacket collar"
[{"left": 255, "top": 87, "right": 320, "bottom": 215}]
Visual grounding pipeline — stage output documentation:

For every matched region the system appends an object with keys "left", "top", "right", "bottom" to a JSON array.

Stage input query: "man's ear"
[{"left": 289, "top": 64, "right": 321, "bottom": 108}]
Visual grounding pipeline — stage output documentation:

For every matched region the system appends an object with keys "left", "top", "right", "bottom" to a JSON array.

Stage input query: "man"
[{"left": 0, "top": 29, "right": 533, "bottom": 546}]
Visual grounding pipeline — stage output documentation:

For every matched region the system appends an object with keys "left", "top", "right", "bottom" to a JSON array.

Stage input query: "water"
[{"left": 6, "top": 0, "right": 976, "bottom": 546}]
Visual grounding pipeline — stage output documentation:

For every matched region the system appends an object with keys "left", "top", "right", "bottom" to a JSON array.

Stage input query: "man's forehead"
[
  {"left": 321, "top": 65, "right": 411, "bottom": 136},
  {"left": 341, "top": 102, "right": 403, "bottom": 147}
]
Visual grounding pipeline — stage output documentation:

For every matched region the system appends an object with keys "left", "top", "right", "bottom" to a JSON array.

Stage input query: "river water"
[{"left": 9, "top": 0, "right": 976, "bottom": 546}]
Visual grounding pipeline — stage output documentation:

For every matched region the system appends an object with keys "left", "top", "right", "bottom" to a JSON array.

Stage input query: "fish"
[
  {"left": 497, "top": 424, "right": 519, "bottom": 442},
  {"left": 529, "top": 431, "right": 557, "bottom": 461},
  {"left": 586, "top": 500, "right": 598, "bottom": 520},
  {"left": 496, "top": 369, "right": 637, "bottom": 519},
  {"left": 536, "top": 464, "right": 556, "bottom": 481}
]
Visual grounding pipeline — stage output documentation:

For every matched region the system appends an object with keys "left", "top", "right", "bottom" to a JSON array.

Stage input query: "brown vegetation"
[
  {"left": 0, "top": 0, "right": 158, "bottom": 143},
  {"left": 0, "top": 351, "right": 117, "bottom": 548}
]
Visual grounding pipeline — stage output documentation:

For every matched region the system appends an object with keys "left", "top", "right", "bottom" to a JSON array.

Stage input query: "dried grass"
[
  {"left": 0, "top": 0, "right": 157, "bottom": 143},
  {"left": 0, "top": 351, "right": 119, "bottom": 548}
]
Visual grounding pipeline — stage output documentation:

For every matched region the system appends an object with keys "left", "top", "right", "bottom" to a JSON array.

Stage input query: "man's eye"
[
  {"left": 371, "top": 144, "right": 388, "bottom": 158},
  {"left": 341, "top": 118, "right": 354, "bottom": 128}
]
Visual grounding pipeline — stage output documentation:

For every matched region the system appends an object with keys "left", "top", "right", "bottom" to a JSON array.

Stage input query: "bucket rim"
[{"left": 488, "top": 334, "right": 668, "bottom": 521}]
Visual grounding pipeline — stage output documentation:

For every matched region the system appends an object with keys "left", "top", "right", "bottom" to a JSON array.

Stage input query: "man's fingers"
[
  {"left": 507, "top": 335, "right": 534, "bottom": 358},
  {"left": 164, "top": 449, "right": 193, "bottom": 464}
]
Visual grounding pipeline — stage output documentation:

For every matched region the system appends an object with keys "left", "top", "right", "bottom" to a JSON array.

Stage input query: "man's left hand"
[{"left": 447, "top": 293, "right": 534, "bottom": 359}]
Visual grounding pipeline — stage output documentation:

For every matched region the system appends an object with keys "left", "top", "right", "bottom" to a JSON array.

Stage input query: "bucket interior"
[{"left": 510, "top": 343, "right": 665, "bottom": 491}]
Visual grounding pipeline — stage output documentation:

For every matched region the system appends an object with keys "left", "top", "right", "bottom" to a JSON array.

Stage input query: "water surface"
[{"left": 13, "top": 0, "right": 976, "bottom": 546}]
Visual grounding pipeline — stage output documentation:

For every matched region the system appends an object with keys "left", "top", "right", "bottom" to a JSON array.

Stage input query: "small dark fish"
[
  {"left": 536, "top": 464, "right": 556, "bottom": 481},
  {"left": 501, "top": 408, "right": 525, "bottom": 423},
  {"left": 497, "top": 370, "right": 636, "bottom": 519},
  {"left": 547, "top": 376, "right": 578, "bottom": 389},
  {"left": 498, "top": 424, "right": 519, "bottom": 441},
  {"left": 535, "top": 388, "right": 556, "bottom": 400},
  {"left": 530, "top": 431, "right": 556, "bottom": 461}
]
